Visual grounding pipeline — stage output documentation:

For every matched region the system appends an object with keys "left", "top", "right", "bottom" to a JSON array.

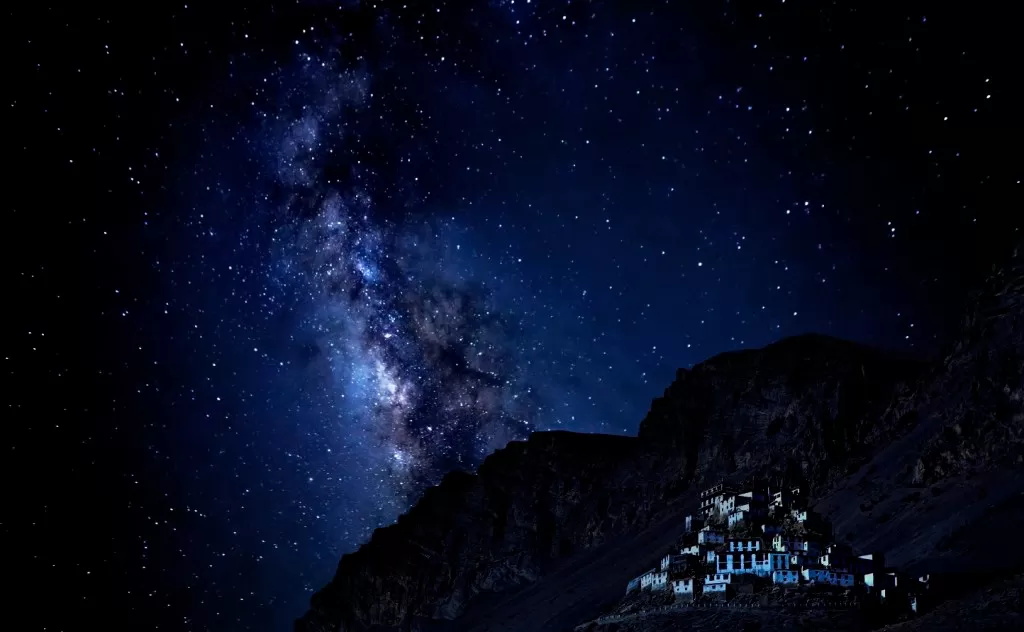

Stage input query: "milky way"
[
  {"left": 159, "top": 7, "right": 1012, "bottom": 625},
  {"left": 256, "top": 56, "right": 536, "bottom": 524},
  {"left": 16, "top": 1, "right": 1017, "bottom": 630}
]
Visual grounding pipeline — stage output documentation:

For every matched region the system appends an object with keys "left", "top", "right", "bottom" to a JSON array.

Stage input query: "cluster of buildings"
[{"left": 624, "top": 481, "right": 925, "bottom": 613}]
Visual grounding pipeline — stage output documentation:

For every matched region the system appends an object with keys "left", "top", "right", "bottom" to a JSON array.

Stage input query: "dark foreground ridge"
[{"left": 296, "top": 246, "right": 1023, "bottom": 632}]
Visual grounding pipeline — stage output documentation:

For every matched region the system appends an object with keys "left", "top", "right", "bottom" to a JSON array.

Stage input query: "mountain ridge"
[{"left": 296, "top": 245, "right": 1022, "bottom": 632}]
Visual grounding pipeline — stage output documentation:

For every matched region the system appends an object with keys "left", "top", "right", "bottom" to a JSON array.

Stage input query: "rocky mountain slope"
[{"left": 296, "top": 246, "right": 1022, "bottom": 632}]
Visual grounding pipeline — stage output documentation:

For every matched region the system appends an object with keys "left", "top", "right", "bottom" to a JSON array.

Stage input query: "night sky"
[{"left": 11, "top": 1, "right": 1019, "bottom": 630}]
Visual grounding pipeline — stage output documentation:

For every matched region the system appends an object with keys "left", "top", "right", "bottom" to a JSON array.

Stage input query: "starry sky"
[{"left": 11, "top": 1, "right": 1020, "bottom": 631}]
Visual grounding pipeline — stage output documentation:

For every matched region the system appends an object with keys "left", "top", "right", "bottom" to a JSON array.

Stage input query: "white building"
[
  {"left": 683, "top": 514, "right": 705, "bottom": 533},
  {"left": 672, "top": 577, "right": 697, "bottom": 597},
  {"left": 698, "top": 528, "right": 725, "bottom": 545},
  {"left": 700, "top": 484, "right": 737, "bottom": 516},
  {"left": 638, "top": 565, "right": 671, "bottom": 590},
  {"left": 625, "top": 480, "right": 897, "bottom": 606},
  {"left": 700, "top": 483, "right": 728, "bottom": 501},
  {"left": 649, "top": 571, "right": 669, "bottom": 591},
  {"left": 730, "top": 490, "right": 769, "bottom": 522},
  {"left": 638, "top": 568, "right": 657, "bottom": 590},
  {"left": 772, "top": 534, "right": 804, "bottom": 552},
  {"left": 727, "top": 538, "right": 764, "bottom": 552},
  {"left": 661, "top": 554, "right": 688, "bottom": 571},
  {"left": 728, "top": 510, "right": 749, "bottom": 528},
  {"left": 770, "top": 486, "right": 803, "bottom": 508},
  {"left": 702, "top": 489, "right": 738, "bottom": 517},
  {"left": 703, "top": 573, "right": 731, "bottom": 594},
  {"left": 785, "top": 539, "right": 822, "bottom": 556},
  {"left": 700, "top": 483, "right": 734, "bottom": 501},
  {"left": 801, "top": 568, "right": 855, "bottom": 587},
  {"left": 772, "top": 569, "right": 800, "bottom": 585},
  {"left": 737, "top": 489, "right": 768, "bottom": 505},
  {"left": 717, "top": 551, "right": 770, "bottom": 577},
  {"left": 768, "top": 552, "right": 790, "bottom": 572}
]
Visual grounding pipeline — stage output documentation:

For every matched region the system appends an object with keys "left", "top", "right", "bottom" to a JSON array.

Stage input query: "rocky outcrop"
[
  {"left": 909, "top": 255, "right": 1024, "bottom": 485},
  {"left": 296, "top": 247, "right": 1023, "bottom": 632},
  {"left": 636, "top": 333, "right": 924, "bottom": 494},
  {"left": 296, "top": 432, "right": 661, "bottom": 631},
  {"left": 816, "top": 247, "right": 1024, "bottom": 576}
]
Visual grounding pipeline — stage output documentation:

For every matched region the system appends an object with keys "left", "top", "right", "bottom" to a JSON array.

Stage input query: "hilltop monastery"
[{"left": 624, "top": 481, "right": 925, "bottom": 614}]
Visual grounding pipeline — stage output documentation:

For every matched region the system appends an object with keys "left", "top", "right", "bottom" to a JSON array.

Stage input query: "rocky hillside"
[
  {"left": 295, "top": 247, "right": 1022, "bottom": 632},
  {"left": 817, "top": 247, "right": 1024, "bottom": 576},
  {"left": 635, "top": 333, "right": 923, "bottom": 493}
]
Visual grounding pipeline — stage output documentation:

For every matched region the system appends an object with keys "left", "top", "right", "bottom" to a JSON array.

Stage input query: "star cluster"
[{"left": 10, "top": 1, "right": 1018, "bottom": 631}]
